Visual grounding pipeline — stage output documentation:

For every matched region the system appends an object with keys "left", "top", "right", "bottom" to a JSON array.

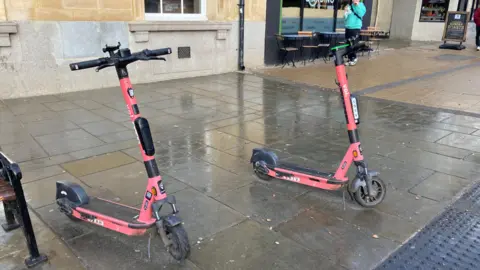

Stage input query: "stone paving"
[
  {"left": 0, "top": 203, "right": 85, "bottom": 270},
  {"left": 1, "top": 72, "right": 480, "bottom": 269},
  {"left": 258, "top": 42, "right": 480, "bottom": 116},
  {"left": 365, "top": 63, "right": 480, "bottom": 115}
]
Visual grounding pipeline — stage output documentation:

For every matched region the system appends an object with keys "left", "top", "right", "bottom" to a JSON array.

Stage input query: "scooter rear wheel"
[
  {"left": 252, "top": 164, "right": 272, "bottom": 181},
  {"left": 353, "top": 176, "right": 386, "bottom": 208},
  {"left": 164, "top": 224, "right": 190, "bottom": 261}
]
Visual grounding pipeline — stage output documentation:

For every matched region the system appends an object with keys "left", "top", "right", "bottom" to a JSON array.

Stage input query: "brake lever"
[
  {"left": 95, "top": 64, "right": 111, "bottom": 72},
  {"left": 151, "top": 57, "right": 166, "bottom": 61}
]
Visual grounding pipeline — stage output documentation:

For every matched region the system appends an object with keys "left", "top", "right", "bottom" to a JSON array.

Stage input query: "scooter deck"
[
  {"left": 81, "top": 197, "right": 141, "bottom": 224},
  {"left": 277, "top": 162, "right": 333, "bottom": 178}
]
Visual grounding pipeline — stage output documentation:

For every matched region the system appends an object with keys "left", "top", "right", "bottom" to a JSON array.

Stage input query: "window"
[
  {"left": 281, "top": 0, "right": 302, "bottom": 33},
  {"left": 303, "top": 0, "right": 336, "bottom": 32},
  {"left": 281, "top": 0, "right": 345, "bottom": 33},
  {"left": 145, "top": 0, "right": 206, "bottom": 20},
  {"left": 419, "top": 0, "right": 451, "bottom": 22}
]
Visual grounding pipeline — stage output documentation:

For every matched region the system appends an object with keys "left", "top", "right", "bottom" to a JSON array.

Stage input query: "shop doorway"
[{"left": 467, "top": 0, "right": 480, "bottom": 20}]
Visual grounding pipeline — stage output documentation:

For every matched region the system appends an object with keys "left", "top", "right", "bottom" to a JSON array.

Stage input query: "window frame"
[{"left": 144, "top": 0, "right": 207, "bottom": 21}]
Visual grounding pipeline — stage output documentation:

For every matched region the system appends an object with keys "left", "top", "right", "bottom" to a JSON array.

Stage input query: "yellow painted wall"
[
  {"left": 207, "top": 0, "right": 266, "bottom": 21},
  {"left": 5, "top": 0, "right": 138, "bottom": 21},
  {"left": 0, "top": 0, "right": 6, "bottom": 20},
  {"left": 3, "top": 0, "right": 265, "bottom": 21}
]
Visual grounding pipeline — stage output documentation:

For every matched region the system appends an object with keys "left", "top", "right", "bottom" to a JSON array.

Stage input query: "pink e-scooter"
[
  {"left": 55, "top": 43, "right": 190, "bottom": 260},
  {"left": 251, "top": 37, "right": 386, "bottom": 207}
]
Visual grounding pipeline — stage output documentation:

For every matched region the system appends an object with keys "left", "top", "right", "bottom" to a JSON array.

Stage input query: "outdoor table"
[
  {"left": 281, "top": 34, "right": 314, "bottom": 48},
  {"left": 282, "top": 34, "right": 312, "bottom": 39},
  {"left": 318, "top": 31, "right": 345, "bottom": 47},
  {"left": 280, "top": 34, "right": 316, "bottom": 64}
]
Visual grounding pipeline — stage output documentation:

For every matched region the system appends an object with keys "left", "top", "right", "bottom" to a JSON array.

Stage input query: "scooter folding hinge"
[
  {"left": 326, "top": 177, "right": 347, "bottom": 185},
  {"left": 151, "top": 195, "right": 179, "bottom": 220}
]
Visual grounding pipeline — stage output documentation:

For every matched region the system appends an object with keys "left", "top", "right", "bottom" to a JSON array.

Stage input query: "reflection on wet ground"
[{"left": 1, "top": 72, "right": 480, "bottom": 269}]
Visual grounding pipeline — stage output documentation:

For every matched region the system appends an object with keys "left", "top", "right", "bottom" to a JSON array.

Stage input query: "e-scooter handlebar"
[
  {"left": 328, "top": 36, "right": 367, "bottom": 60},
  {"left": 69, "top": 47, "right": 172, "bottom": 71},
  {"left": 70, "top": 58, "right": 108, "bottom": 71},
  {"left": 344, "top": 35, "right": 366, "bottom": 55}
]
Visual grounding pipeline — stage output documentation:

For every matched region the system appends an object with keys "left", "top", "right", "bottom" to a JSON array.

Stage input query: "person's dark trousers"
[
  {"left": 345, "top": 28, "right": 361, "bottom": 61},
  {"left": 476, "top": 25, "right": 480, "bottom": 47}
]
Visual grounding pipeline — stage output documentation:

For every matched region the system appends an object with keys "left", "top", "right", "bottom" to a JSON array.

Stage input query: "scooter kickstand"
[
  {"left": 147, "top": 232, "right": 152, "bottom": 261},
  {"left": 156, "top": 220, "right": 173, "bottom": 248}
]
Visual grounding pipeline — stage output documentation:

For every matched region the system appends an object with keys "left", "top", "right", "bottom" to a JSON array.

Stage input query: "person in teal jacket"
[{"left": 344, "top": 0, "right": 366, "bottom": 66}]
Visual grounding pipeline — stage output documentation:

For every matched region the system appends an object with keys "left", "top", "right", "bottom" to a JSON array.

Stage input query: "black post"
[
  {"left": 238, "top": 0, "right": 245, "bottom": 71},
  {"left": 300, "top": 0, "right": 305, "bottom": 31},
  {"left": 333, "top": 0, "right": 339, "bottom": 32},
  {"left": 1, "top": 157, "right": 48, "bottom": 268}
]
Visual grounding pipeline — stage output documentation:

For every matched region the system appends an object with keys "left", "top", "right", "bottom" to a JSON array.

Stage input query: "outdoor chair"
[
  {"left": 317, "top": 33, "right": 331, "bottom": 62},
  {"left": 366, "top": 27, "right": 381, "bottom": 57},
  {"left": 298, "top": 31, "right": 318, "bottom": 65},
  {"left": 275, "top": 34, "right": 299, "bottom": 68}
]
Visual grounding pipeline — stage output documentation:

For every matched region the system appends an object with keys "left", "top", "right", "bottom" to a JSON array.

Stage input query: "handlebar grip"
[
  {"left": 144, "top": 48, "right": 172, "bottom": 57},
  {"left": 70, "top": 59, "right": 106, "bottom": 71}
]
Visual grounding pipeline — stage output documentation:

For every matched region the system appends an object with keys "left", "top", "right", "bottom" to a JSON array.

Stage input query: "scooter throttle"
[{"left": 144, "top": 48, "right": 172, "bottom": 57}]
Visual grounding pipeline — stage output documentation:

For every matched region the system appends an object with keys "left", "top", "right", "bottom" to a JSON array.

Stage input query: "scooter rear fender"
[{"left": 250, "top": 148, "right": 278, "bottom": 167}]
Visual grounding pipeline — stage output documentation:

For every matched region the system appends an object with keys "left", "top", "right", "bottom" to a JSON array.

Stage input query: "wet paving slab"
[
  {"left": 0, "top": 203, "right": 85, "bottom": 270},
  {"left": 3, "top": 72, "right": 480, "bottom": 269}
]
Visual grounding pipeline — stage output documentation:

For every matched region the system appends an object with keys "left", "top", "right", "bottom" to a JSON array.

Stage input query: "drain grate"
[
  {"left": 178, "top": 46, "right": 191, "bottom": 59},
  {"left": 376, "top": 183, "right": 480, "bottom": 270},
  {"left": 434, "top": 54, "right": 476, "bottom": 61}
]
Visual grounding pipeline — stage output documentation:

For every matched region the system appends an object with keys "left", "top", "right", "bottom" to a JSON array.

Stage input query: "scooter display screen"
[{"left": 350, "top": 96, "right": 360, "bottom": 124}]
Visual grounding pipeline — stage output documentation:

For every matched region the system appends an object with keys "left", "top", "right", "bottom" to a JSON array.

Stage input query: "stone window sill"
[
  {"left": 128, "top": 21, "right": 232, "bottom": 42},
  {"left": 0, "top": 22, "right": 18, "bottom": 47}
]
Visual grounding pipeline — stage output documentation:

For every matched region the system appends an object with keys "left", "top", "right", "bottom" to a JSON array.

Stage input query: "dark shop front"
[{"left": 264, "top": 0, "right": 374, "bottom": 65}]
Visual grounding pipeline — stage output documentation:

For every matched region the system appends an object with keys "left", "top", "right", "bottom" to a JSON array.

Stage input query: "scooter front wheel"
[
  {"left": 353, "top": 176, "right": 386, "bottom": 208},
  {"left": 163, "top": 224, "right": 190, "bottom": 261}
]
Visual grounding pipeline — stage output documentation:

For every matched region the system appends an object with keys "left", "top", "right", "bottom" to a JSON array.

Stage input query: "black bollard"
[{"left": 0, "top": 153, "right": 48, "bottom": 268}]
